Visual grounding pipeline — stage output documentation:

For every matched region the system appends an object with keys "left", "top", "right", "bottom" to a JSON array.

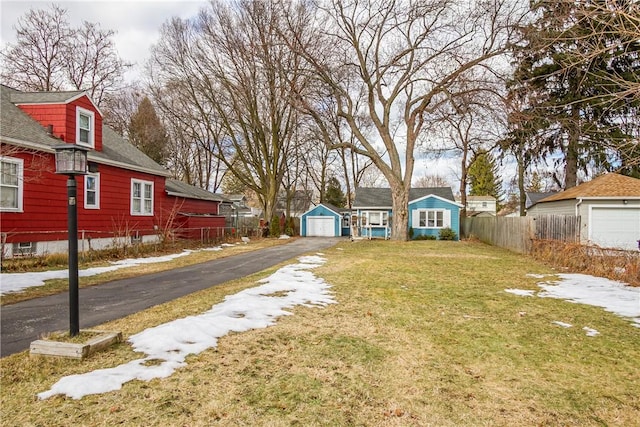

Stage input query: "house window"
[
  {"left": 342, "top": 213, "right": 350, "bottom": 228},
  {"left": 76, "top": 107, "right": 95, "bottom": 147},
  {"left": 363, "top": 211, "right": 388, "bottom": 227},
  {"left": 84, "top": 173, "right": 100, "bottom": 209},
  {"left": 482, "top": 202, "right": 488, "bottom": 208},
  {"left": 417, "top": 210, "right": 445, "bottom": 228},
  {"left": 131, "top": 179, "right": 154, "bottom": 216},
  {"left": 0, "top": 157, "right": 23, "bottom": 212},
  {"left": 13, "top": 241, "right": 37, "bottom": 256}
]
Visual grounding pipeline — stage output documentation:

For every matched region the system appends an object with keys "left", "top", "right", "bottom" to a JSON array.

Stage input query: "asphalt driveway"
[{"left": 1, "top": 237, "right": 341, "bottom": 357}]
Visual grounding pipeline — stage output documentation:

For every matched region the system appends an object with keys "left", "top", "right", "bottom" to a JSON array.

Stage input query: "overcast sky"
[{"left": 0, "top": 0, "right": 208, "bottom": 81}]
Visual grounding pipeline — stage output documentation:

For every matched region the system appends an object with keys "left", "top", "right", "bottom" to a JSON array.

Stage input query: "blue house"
[
  {"left": 352, "top": 187, "right": 463, "bottom": 240},
  {"left": 301, "top": 203, "right": 350, "bottom": 237}
]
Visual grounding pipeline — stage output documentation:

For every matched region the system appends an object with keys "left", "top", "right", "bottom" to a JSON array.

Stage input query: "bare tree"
[
  {"left": 1, "top": 5, "right": 129, "bottom": 105},
  {"left": 413, "top": 174, "right": 452, "bottom": 188},
  {"left": 101, "top": 84, "right": 144, "bottom": 137},
  {"left": 1, "top": 5, "right": 70, "bottom": 91},
  {"left": 66, "top": 21, "right": 129, "bottom": 105},
  {"left": 427, "top": 70, "right": 507, "bottom": 216},
  {"left": 287, "top": 0, "right": 525, "bottom": 240},
  {"left": 150, "top": 80, "right": 227, "bottom": 190},
  {"left": 149, "top": 1, "right": 310, "bottom": 218}
]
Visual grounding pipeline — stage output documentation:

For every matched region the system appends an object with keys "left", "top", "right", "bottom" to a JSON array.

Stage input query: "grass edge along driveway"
[{"left": 2, "top": 240, "right": 638, "bottom": 426}]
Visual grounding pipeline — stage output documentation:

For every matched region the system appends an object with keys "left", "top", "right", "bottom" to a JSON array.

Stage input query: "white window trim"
[
  {"left": 84, "top": 173, "right": 100, "bottom": 209},
  {"left": 76, "top": 107, "right": 95, "bottom": 148},
  {"left": 131, "top": 178, "right": 154, "bottom": 216},
  {"left": 414, "top": 209, "right": 450, "bottom": 229},
  {"left": 0, "top": 156, "right": 24, "bottom": 212},
  {"left": 362, "top": 210, "right": 388, "bottom": 227}
]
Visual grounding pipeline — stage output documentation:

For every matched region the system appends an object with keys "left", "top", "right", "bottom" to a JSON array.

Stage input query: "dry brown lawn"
[{"left": 1, "top": 240, "right": 638, "bottom": 426}]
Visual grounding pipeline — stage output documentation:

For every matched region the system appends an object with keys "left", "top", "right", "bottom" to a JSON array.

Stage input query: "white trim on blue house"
[
  {"left": 410, "top": 193, "right": 464, "bottom": 207},
  {"left": 301, "top": 203, "right": 342, "bottom": 217}
]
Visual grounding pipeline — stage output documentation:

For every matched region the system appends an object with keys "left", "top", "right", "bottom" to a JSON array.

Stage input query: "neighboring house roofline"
[{"left": 462, "top": 195, "right": 497, "bottom": 201}]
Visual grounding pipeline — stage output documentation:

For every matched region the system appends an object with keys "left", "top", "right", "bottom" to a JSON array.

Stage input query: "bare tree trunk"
[
  {"left": 517, "top": 152, "right": 526, "bottom": 216},
  {"left": 390, "top": 182, "right": 410, "bottom": 241},
  {"left": 565, "top": 106, "right": 580, "bottom": 188}
]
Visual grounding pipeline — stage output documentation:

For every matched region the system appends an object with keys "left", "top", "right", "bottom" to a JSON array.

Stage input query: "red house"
[{"left": 0, "top": 85, "right": 227, "bottom": 257}]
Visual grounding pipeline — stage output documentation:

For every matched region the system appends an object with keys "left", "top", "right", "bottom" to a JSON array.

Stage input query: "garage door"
[
  {"left": 307, "top": 216, "right": 336, "bottom": 237},
  {"left": 591, "top": 207, "right": 640, "bottom": 250}
]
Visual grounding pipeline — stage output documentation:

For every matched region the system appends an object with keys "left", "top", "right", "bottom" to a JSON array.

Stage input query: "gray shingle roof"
[
  {"left": 525, "top": 191, "right": 558, "bottom": 209},
  {"left": 1, "top": 85, "right": 168, "bottom": 177},
  {"left": 165, "top": 179, "right": 230, "bottom": 203},
  {"left": 10, "top": 90, "right": 87, "bottom": 105},
  {"left": 319, "top": 202, "right": 350, "bottom": 213},
  {"left": 353, "top": 187, "right": 456, "bottom": 208}
]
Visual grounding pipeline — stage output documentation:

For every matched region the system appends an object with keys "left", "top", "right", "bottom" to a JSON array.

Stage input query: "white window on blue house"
[
  {"left": 362, "top": 211, "right": 388, "bottom": 227},
  {"left": 131, "top": 179, "right": 154, "bottom": 216},
  {"left": 415, "top": 209, "right": 450, "bottom": 229}
]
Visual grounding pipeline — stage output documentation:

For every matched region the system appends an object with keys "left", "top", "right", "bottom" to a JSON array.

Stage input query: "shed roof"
[
  {"left": 538, "top": 173, "right": 640, "bottom": 203},
  {"left": 353, "top": 187, "right": 456, "bottom": 208},
  {"left": 165, "top": 179, "right": 229, "bottom": 203}
]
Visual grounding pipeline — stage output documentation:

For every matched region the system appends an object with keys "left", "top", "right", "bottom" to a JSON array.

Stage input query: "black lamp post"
[{"left": 54, "top": 144, "right": 88, "bottom": 336}]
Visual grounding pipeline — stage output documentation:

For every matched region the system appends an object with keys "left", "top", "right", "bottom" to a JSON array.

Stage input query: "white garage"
[
  {"left": 306, "top": 217, "right": 336, "bottom": 237},
  {"left": 590, "top": 207, "right": 640, "bottom": 251},
  {"left": 527, "top": 173, "right": 640, "bottom": 251}
]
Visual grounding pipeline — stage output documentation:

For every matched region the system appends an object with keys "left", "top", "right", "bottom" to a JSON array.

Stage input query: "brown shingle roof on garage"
[{"left": 539, "top": 173, "right": 640, "bottom": 202}]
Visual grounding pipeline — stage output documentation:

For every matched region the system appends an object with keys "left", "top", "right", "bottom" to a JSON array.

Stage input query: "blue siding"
[
  {"left": 301, "top": 204, "right": 341, "bottom": 236},
  {"left": 355, "top": 209, "right": 392, "bottom": 238},
  {"left": 408, "top": 197, "right": 461, "bottom": 240}
]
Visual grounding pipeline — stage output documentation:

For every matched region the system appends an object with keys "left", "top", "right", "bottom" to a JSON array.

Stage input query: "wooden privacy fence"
[{"left": 461, "top": 215, "right": 581, "bottom": 254}]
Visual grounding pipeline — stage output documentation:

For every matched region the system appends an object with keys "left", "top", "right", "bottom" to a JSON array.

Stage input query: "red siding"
[
  {"left": 18, "top": 104, "right": 68, "bottom": 141},
  {"left": 163, "top": 195, "right": 225, "bottom": 240},
  {"left": 17, "top": 95, "right": 103, "bottom": 151},
  {"left": 165, "top": 196, "right": 220, "bottom": 215},
  {"left": 66, "top": 97, "right": 103, "bottom": 151},
  {"left": 1, "top": 148, "right": 166, "bottom": 244}
]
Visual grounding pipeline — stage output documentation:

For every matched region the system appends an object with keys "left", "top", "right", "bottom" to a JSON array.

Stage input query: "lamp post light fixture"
[{"left": 54, "top": 144, "right": 88, "bottom": 336}]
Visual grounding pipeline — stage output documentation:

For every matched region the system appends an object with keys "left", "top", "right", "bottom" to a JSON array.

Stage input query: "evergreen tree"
[
  {"left": 324, "top": 177, "right": 347, "bottom": 208},
  {"left": 128, "top": 97, "right": 169, "bottom": 165},
  {"left": 468, "top": 150, "right": 502, "bottom": 202},
  {"left": 508, "top": 1, "right": 640, "bottom": 188}
]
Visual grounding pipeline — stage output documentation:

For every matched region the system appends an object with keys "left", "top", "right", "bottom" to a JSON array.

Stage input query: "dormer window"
[{"left": 76, "top": 107, "right": 95, "bottom": 147}]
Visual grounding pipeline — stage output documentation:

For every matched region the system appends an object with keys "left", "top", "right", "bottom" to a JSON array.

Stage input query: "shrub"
[
  {"left": 438, "top": 227, "right": 457, "bottom": 241},
  {"left": 409, "top": 227, "right": 414, "bottom": 239},
  {"left": 270, "top": 214, "right": 281, "bottom": 237},
  {"left": 414, "top": 234, "right": 436, "bottom": 240}
]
